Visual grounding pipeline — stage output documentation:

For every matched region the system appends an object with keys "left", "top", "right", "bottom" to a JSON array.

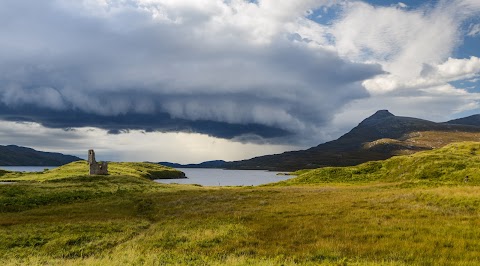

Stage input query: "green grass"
[
  {"left": 2, "top": 181, "right": 480, "bottom": 265},
  {"left": 278, "top": 142, "right": 480, "bottom": 185},
  {"left": 0, "top": 161, "right": 185, "bottom": 182},
  {"left": 1, "top": 142, "right": 480, "bottom": 265}
]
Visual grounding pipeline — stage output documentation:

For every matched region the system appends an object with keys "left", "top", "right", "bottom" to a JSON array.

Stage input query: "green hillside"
[
  {"left": 279, "top": 142, "right": 480, "bottom": 185},
  {"left": 0, "top": 161, "right": 185, "bottom": 182}
]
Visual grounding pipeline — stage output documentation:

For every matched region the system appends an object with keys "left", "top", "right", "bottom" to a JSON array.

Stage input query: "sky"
[{"left": 0, "top": 0, "right": 480, "bottom": 163}]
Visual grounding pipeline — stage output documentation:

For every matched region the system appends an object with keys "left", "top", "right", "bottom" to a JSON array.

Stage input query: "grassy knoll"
[
  {"left": 0, "top": 161, "right": 185, "bottom": 182},
  {"left": 280, "top": 142, "right": 480, "bottom": 185},
  {"left": 363, "top": 130, "right": 480, "bottom": 156},
  {"left": 1, "top": 143, "right": 480, "bottom": 265}
]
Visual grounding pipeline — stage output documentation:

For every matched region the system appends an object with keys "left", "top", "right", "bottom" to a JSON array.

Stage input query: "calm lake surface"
[
  {"left": 0, "top": 166, "right": 57, "bottom": 172},
  {"left": 155, "top": 168, "right": 293, "bottom": 186}
]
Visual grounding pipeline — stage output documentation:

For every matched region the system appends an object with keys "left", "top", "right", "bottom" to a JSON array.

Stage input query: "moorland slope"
[{"left": 278, "top": 142, "right": 480, "bottom": 185}]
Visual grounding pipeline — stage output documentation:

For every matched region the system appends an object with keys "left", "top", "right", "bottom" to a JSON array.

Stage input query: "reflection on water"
[
  {"left": 155, "top": 168, "right": 292, "bottom": 187},
  {"left": 0, "top": 166, "right": 57, "bottom": 172}
]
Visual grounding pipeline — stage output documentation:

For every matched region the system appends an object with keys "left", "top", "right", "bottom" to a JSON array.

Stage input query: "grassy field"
[
  {"left": 1, "top": 143, "right": 480, "bottom": 265},
  {"left": 0, "top": 161, "right": 185, "bottom": 182}
]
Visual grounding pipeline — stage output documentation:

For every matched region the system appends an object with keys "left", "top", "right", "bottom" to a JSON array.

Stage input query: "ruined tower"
[
  {"left": 88, "top": 149, "right": 96, "bottom": 164},
  {"left": 88, "top": 149, "right": 108, "bottom": 175}
]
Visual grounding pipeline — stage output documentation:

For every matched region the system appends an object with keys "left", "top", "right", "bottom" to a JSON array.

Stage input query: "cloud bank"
[
  {"left": 1, "top": 0, "right": 480, "bottom": 150},
  {"left": 0, "top": 0, "right": 383, "bottom": 145}
]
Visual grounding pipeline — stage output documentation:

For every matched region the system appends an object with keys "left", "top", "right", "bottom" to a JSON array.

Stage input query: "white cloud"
[
  {"left": 435, "top": 56, "right": 480, "bottom": 80},
  {"left": 362, "top": 56, "right": 480, "bottom": 94},
  {"left": 333, "top": 1, "right": 459, "bottom": 78},
  {"left": 468, "top": 24, "right": 480, "bottom": 37},
  {"left": 456, "top": 0, "right": 480, "bottom": 16}
]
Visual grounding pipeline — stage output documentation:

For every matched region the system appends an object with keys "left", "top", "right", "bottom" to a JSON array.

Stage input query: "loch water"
[
  {"left": 154, "top": 168, "right": 292, "bottom": 186},
  {"left": 0, "top": 166, "right": 57, "bottom": 172}
]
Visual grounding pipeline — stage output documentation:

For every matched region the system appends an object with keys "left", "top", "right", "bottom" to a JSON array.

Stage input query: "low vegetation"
[
  {"left": 364, "top": 130, "right": 480, "bottom": 155},
  {"left": 280, "top": 142, "right": 480, "bottom": 185},
  {"left": 1, "top": 143, "right": 480, "bottom": 265},
  {"left": 0, "top": 161, "right": 185, "bottom": 182}
]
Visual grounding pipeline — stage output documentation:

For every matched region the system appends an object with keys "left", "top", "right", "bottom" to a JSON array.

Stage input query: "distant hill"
[
  {"left": 159, "top": 160, "right": 227, "bottom": 169},
  {"left": 227, "top": 110, "right": 480, "bottom": 171},
  {"left": 445, "top": 114, "right": 480, "bottom": 127},
  {"left": 0, "top": 145, "right": 82, "bottom": 166}
]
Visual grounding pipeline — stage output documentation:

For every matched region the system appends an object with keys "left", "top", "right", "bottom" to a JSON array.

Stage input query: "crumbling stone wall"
[{"left": 88, "top": 149, "right": 108, "bottom": 175}]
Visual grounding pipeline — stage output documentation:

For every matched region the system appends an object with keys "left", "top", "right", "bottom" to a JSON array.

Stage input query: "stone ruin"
[{"left": 88, "top": 149, "right": 108, "bottom": 175}]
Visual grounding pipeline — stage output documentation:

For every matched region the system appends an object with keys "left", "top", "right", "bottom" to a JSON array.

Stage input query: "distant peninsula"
[
  {"left": 0, "top": 145, "right": 81, "bottom": 166},
  {"left": 158, "top": 160, "right": 227, "bottom": 169}
]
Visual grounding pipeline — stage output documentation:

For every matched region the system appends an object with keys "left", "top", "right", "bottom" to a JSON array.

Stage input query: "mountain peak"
[
  {"left": 358, "top": 110, "right": 395, "bottom": 127},
  {"left": 369, "top": 110, "right": 395, "bottom": 119},
  {"left": 228, "top": 110, "right": 480, "bottom": 171}
]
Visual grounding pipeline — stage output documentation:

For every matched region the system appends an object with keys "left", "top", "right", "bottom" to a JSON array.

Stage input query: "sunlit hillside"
[{"left": 279, "top": 142, "right": 480, "bottom": 185}]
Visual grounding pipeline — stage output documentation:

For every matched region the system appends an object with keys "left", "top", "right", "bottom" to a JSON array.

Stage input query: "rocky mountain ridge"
[{"left": 226, "top": 110, "right": 480, "bottom": 171}]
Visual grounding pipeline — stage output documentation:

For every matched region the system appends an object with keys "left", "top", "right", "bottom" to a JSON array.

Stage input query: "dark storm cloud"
[
  {"left": 0, "top": 0, "right": 383, "bottom": 144},
  {"left": 0, "top": 103, "right": 290, "bottom": 139}
]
